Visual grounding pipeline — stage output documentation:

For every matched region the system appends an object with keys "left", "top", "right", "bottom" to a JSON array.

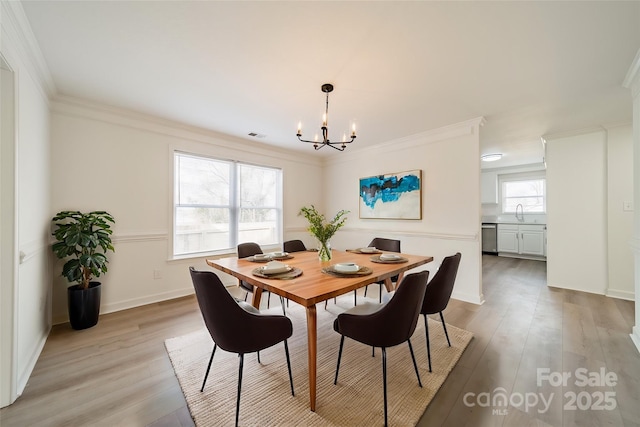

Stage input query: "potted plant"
[
  {"left": 299, "top": 205, "right": 349, "bottom": 262},
  {"left": 51, "top": 210, "right": 115, "bottom": 330}
]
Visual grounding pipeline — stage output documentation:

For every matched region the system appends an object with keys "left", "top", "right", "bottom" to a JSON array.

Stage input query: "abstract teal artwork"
[{"left": 359, "top": 169, "right": 422, "bottom": 219}]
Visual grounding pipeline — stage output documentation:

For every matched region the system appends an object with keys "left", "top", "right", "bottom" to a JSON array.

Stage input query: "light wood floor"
[{"left": 1, "top": 255, "right": 638, "bottom": 426}]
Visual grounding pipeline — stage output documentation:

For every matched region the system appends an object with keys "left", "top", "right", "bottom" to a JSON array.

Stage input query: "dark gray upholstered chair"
[
  {"left": 189, "top": 267, "right": 294, "bottom": 427},
  {"left": 283, "top": 239, "right": 307, "bottom": 253},
  {"left": 364, "top": 237, "right": 401, "bottom": 303},
  {"left": 420, "top": 252, "right": 461, "bottom": 372},
  {"left": 333, "top": 270, "right": 429, "bottom": 427},
  {"left": 237, "top": 242, "right": 286, "bottom": 314}
]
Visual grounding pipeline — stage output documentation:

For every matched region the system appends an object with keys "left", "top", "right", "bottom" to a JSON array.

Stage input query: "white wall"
[
  {"left": 606, "top": 124, "right": 635, "bottom": 300},
  {"left": 622, "top": 49, "right": 640, "bottom": 352},
  {"left": 1, "top": 0, "right": 52, "bottom": 406},
  {"left": 49, "top": 97, "right": 324, "bottom": 323},
  {"left": 546, "top": 127, "right": 635, "bottom": 297},
  {"left": 323, "top": 119, "right": 484, "bottom": 305}
]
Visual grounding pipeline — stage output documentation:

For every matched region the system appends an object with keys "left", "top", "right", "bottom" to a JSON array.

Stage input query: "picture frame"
[{"left": 359, "top": 169, "right": 422, "bottom": 219}]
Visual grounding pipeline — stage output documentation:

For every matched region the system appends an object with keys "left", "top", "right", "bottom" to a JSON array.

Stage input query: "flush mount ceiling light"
[
  {"left": 481, "top": 153, "right": 503, "bottom": 162},
  {"left": 296, "top": 83, "right": 356, "bottom": 151}
]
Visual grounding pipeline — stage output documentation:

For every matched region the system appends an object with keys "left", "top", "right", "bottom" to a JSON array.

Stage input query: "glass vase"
[{"left": 318, "top": 240, "right": 332, "bottom": 262}]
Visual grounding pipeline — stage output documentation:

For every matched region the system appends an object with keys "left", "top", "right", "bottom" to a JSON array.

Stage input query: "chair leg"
[
  {"left": 201, "top": 343, "right": 217, "bottom": 392},
  {"left": 407, "top": 338, "right": 422, "bottom": 387},
  {"left": 439, "top": 311, "right": 451, "bottom": 347},
  {"left": 334, "top": 335, "right": 345, "bottom": 385},
  {"left": 382, "top": 347, "right": 388, "bottom": 427},
  {"left": 235, "top": 354, "right": 244, "bottom": 427},
  {"left": 324, "top": 297, "right": 337, "bottom": 309},
  {"left": 284, "top": 340, "right": 294, "bottom": 396},
  {"left": 424, "top": 314, "right": 432, "bottom": 372}
]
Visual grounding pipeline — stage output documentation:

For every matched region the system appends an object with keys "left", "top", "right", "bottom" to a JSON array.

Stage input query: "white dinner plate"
[
  {"left": 359, "top": 247, "right": 378, "bottom": 253},
  {"left": 334, "top": 263, "right": 360, "bottom": 273},
  {"left": 269, "top": 252, "right": 288, "bottom": 258},
  {"left": 261, "top": 265, "right": 291, "bottom": 275}
]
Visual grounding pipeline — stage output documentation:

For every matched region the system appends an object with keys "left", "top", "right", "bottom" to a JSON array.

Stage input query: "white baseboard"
[
  {"left": 52, "top": 287, "right": 195, "bottom": 325},
  {"left": 605, "top": 289, "right": 635, "bottom": 301},
  {"left": 101, "top": 287, "right": 195, "bottom": 315},
  {"left": 17, "top": 324, "right": 50, "bottom": 398},
  {"left": 452, "top": 290, "right": 485, "bottom": 305},
  {"left": 631, "top": 326, "right": 640, "bottom": 354}
]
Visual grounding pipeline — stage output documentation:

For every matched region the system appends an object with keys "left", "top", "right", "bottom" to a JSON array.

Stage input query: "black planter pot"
[{"left": 67, "top": 282, "right": 101, "bottom": 330}]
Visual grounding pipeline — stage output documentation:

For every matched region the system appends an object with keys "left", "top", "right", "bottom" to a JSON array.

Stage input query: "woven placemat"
[
  {"left": 322, "top": 265, "right": 373, "bottom": 277},
  {"left": 369, "top": 255, "right": 409, "bottom": 264},
  {"left": 252, "top": 266, "right": 303, "bottom": 279},
  {"left": 346, "top": 248, "right": 382, "bottom": 254},
  {"left": 247, "top": 254, "right": 294, "bottom": 262}
]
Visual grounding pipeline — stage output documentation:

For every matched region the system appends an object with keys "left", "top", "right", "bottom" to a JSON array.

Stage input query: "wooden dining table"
[{"left": 206, "top": 249, "right": 433, "bottom": 411}]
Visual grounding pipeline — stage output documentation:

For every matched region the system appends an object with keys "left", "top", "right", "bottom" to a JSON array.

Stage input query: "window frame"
[
  {"left": 171, "top": 150, "right": 283, "bottom": 259},
  {"left": 499, "top": 171, "right": 547, "bottom": 215}
]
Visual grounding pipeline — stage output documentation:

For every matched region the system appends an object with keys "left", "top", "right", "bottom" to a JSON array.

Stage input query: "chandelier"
[{"left": 296, "top": 83, "right": 356, "bottom": 151}]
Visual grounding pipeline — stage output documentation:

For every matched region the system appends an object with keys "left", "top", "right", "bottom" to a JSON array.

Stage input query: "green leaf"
[{"left": 51, "top": 210, "right": 115, "bottom": 286}]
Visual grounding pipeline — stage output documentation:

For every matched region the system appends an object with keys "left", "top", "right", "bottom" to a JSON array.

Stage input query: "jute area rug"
[{"left": 165, "top": 294, "right": 473, "bottom": 426}]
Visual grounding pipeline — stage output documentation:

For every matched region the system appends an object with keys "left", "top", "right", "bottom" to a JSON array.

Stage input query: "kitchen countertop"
[
  {"left": 482, "top": 216, "right": 546, "bottom": 225},
  {"left": 495, "top": 221, "right": 546, "bottom": 225}
]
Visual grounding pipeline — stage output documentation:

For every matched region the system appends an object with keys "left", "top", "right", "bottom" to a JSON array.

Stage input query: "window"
[
  {"left": 500, "top": 173, "right": 546, "bottom": 214},
  {"left": 173, "top": 152, "right": 282, "bottom": 257}
]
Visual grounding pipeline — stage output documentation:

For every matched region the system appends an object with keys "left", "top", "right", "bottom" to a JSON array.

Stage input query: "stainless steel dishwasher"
[{"left": 481, "top": 223, "right": 498, "bottom": 254}]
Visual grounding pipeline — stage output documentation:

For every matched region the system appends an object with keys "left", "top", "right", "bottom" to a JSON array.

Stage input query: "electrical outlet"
[
  {"left": 153, "top": 270, "right": 162, "bottom": 279},
  {"left": 623, "top": 201, "right": 633, "bottom": 212}
]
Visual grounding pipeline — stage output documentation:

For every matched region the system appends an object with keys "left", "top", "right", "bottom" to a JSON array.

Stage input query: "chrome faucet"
[{"left": 515, "top": 203, "right": 524, "bottom": 222}]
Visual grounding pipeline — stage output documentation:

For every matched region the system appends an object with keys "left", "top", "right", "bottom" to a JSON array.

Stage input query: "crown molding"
[
  {"left": 1, "top": 1, "right": 56, "bottom": 98},
  {"left": 326, "top": 116, "right": 486, "bottom": 166},
  {"left": 542, "top": 125, "right": 607, "bottom": 142},
  {"left": 51, "top": 95, "right": 322, "bottom": 167}
]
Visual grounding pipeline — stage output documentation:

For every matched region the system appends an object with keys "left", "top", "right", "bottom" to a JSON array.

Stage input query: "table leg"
[
  {"left": 251, "top": 286, "right": 263, "bottom": 309},
  {"left": 305, "top": 305, "right": 317, "bottom": 411},
  {"left": 384, "top": 278, "right": 394, "bottom": 293}
]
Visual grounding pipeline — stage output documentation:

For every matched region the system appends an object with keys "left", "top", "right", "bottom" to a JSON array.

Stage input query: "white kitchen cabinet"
[
  {"left": 497, "top": 224, "right": 519, "bottom": 253},
  {"left": 498, "top": 224, "right": 546, "bottom": 258},
  {"left": 481, "top": 171, "right": 498, "bottom": 204},
  {"left": 520, "top": 225, "right": 545, "bottom": 256}
]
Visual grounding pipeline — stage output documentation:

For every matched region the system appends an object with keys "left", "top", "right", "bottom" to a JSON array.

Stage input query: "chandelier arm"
[
  {"left": 298, "top": 135, "right": 356, "bottom": 146},
  {"left": 297, "top": 135, "right": 321, "bottom": 144},
  {"left": 327, "top": 143, "right": 345, "bottom": 151}
]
